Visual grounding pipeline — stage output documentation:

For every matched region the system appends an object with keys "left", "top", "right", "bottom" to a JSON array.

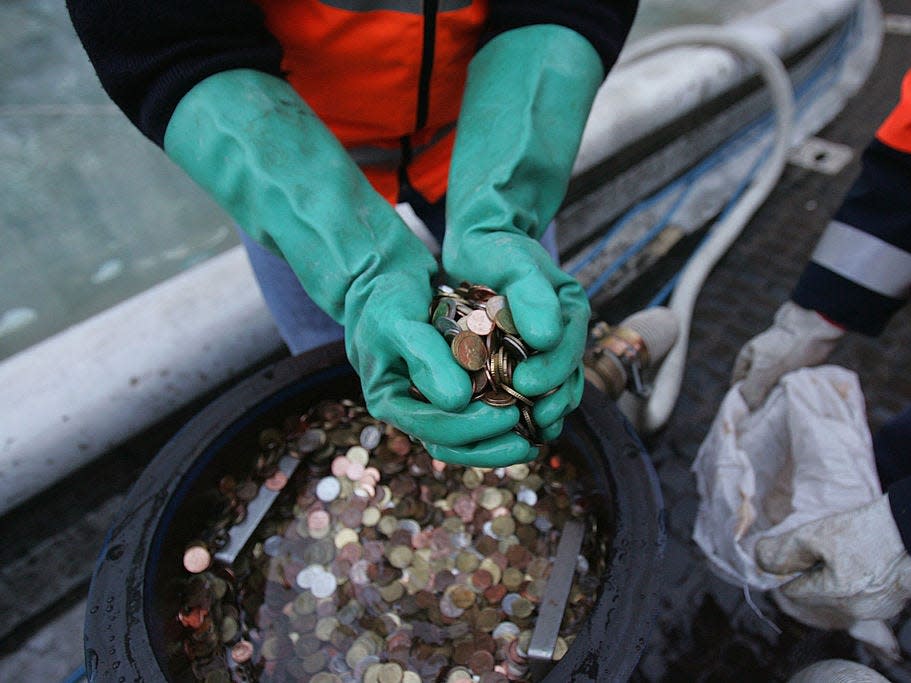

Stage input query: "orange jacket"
[
  {"left": 255, "top": 0, "right": 489, "bottom": 204},
  {"left": 68, "top": 0, "right": 638, "bottom": 204},
  {"left": 877, "top": 67, "right": 911, "bottom": 154}
]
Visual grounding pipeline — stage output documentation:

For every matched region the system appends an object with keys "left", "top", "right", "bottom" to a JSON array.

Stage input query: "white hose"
[{"left": 617, "top": 26, "right": 797, "bottom": 433}]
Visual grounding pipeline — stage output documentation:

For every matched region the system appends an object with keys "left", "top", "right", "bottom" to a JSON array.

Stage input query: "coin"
[
  {"left": 183, "top": 545, "right": 212, "bottom": 574},
  {"left": 451, "top": 331, "right": 488, "bottom": 371},
  {"left": 229, "top": 640, "right": 254, "bottom": 664},
  {"left": 481, "top": 390, "right": 516, "bottom": 408},
  {"left": 359, "top": 425, "right": 382, "bottom": 450},
  {"left": 175, "top": 394, "right": 603, "bottom": 683},
  {"left": 377, "top": 662, "right": 404, "bottom": 683},
  {"left": 264, "top": 470, "right": 288, "bottom": 491},
  {"left": 434, "top": 316, "right": 462, "bottom": 340},
  {"left": 468, "top": 650, "right": 495, "bottom": 674},
  {"left": 347, "top": 445, "right": 370, "bottom": 466},
  {"left": 316, "top": 476, "right": 341, "bottom": 502},
  {"left": 494, "top": 306, "right": 518, "bottom": 335},
  {"left": 484, "top": 295, "right": 506, "bottom": 321},
  {"left": 299, "top": 428, "right": 327, "bottom": 453},
  {"left": 465, "top": 308, "right": 495, "bottom": 336}
]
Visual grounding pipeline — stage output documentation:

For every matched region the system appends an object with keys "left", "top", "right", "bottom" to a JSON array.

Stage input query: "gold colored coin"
[
  {"left": 494, "top": 306, "right": 518, "bottom": 335},
  {"left": 377, "top": 662, "right": 404, "bottom": 683},
  {"left": 451, "top": 331, "right": 488, "bottom": 371},
  {"left": 387, "top": 545, "right": 414, "bottom": 569},
  {"left": 511, "top": 597, "right": 534, "bottom": 619}
]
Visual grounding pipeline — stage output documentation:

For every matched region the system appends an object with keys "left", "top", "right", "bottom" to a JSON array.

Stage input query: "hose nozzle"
[{"left": 584, "top": 307, "right": 680, "bottom": 399}]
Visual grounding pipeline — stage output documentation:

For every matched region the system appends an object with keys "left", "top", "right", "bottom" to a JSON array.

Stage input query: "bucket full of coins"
[{"left": 84, "top": 341, "right": 664, "bottom": 683}]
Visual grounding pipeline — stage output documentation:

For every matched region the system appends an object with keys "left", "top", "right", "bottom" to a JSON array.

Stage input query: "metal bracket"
[
  {"left": 214, "top": 454, "right": 302, "bottom": 565},
  {"left": 527, "top": 519, "right": 586, "bottom": 666},
  {"left": 788, "top": 137, "right": 854, "bottom": 176}
]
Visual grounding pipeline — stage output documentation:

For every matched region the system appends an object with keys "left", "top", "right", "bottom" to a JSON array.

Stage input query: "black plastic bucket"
[{"left": 84, "top": 342, "right": 664, "bottom": 682}]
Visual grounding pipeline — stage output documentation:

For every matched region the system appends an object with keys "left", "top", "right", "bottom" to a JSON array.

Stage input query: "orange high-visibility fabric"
[
  {"left": 254, "top": 0, "right": 488, "bottom": 203},
  {"left": 876, "top": 67, "right": 911, "bottom": 154}
]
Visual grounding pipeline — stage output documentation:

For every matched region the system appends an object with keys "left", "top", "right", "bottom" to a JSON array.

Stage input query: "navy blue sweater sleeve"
[
  {"left": 483, "top": 1, "right": 639, "bottom": 76},
  {"left": 792, "top": 139, "right": 911, "bottom": 335},
  {"left": 65, "top": 0, "right": 284, "bottom": 147},
  {"left": 66, "top": 1, "right": 637, "bottom": 149}
]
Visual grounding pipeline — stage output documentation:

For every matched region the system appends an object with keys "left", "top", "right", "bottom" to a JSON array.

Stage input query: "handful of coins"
[{"left": 425, "top": 283, "right": 544, "bottom": 445}]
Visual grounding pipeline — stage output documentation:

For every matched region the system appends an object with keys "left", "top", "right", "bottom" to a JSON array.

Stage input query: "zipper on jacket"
[{"left": 416, "top": 0, "right": 439, "bottom": 131}]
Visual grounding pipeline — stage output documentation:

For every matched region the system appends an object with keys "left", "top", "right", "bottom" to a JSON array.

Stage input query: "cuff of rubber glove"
[
  {"left": 888, "top": 481, "right": 911, "bottom": 554},
  {"left": 478, "top": 1, "right": 638, "bottom": 75}
]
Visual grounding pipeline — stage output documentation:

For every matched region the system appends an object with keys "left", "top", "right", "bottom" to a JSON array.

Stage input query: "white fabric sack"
[{"left": 692, "top": 365, "right": 881, "bottom": 591}]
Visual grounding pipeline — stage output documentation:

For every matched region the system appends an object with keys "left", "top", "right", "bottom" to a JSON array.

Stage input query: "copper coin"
[
  {"left": 468, "top": 650, "right": 495, "bottom": 674},
  {"left": 231, "top": 640, "right": 254, "bottom": 663},
  {"left": 465, "top": 309, "right": 495, "bottom": 336},
  {"left": 483, "top": 584, "right": 507, "bottom": 604},
  {"left": 451, "top": 331, "right": 488, "bottom": 371},
  {"left": 388, "top": 434, "right": 411, "bottom": 456},
  {"left": 467, "top": 284, "right": 498, "bottom": 301},
  {"left": 331, "top": 456, "right": 350, "bottom": 478},
  {"left": 481, "top": 390, "right": 515, "bottom": 408},
  {"left": 264, "top": 470, "right": 288, "bottom": 491},
  {"left": 471, "top": 369, "right": 489, "bottom": 395}
]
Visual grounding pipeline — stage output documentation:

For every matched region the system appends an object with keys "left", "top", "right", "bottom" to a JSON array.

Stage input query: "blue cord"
[
  {"left": 646, "top": 142, "right": 771, "bottom": 308},
  {"left": 60, "top": 665, "right": 86, "bottom": 683}
]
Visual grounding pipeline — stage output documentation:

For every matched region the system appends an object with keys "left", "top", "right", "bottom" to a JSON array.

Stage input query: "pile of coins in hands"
[
  {"left": 174, "top": 397, "right": 603, "bottom": 683},
  {"left": 425, "top": 283, "right": 545, "bottom": 445}
]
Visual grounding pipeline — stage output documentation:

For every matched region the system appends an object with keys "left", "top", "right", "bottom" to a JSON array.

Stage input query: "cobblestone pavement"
[{"left": 627, "top": 3, "right": 911, "bottom": 680}]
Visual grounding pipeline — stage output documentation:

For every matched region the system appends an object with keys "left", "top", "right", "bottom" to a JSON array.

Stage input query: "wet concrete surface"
[{"left": 1, "top": 1, "right": 910, "bottom": 682}]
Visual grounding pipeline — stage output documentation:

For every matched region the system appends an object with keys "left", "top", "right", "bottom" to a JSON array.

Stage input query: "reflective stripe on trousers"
[{"left": 811, "top": 220, "right": 911, "bottom": 299}]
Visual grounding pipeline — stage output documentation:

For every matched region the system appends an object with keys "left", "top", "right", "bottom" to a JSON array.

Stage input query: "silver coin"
[
  {"left": 263, "top": 535, "right": 283, "bottom": 557},
  {"left": 299, "top": 428, "right": 327, "bottom": 453},
  {"left": 359, "top": 425, "right": 382, "bottom": 450},
  {"left": 310, "top": 568, "right": 338, "bottom": 598},
  {"left": 316, "top": 476, "right": 341, "bottom": 502},
  {"left": 492, "top": 622, "right": 520, "bottom": 640},
  {"left": 517, "top": 487, "right": 538, "bottom": 506}
]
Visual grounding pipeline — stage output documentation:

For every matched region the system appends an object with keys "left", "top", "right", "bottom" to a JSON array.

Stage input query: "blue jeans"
[{"left": 240, "top": 192, "right": 559, "bottom": 355}]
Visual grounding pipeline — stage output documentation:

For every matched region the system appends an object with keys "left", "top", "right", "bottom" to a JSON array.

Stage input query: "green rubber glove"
[
  {"left": 443, "top": 26, "right": 603, "bottom": 462},
  {"left": 164, "top": 69, "right": 524, "bottom": 465}
]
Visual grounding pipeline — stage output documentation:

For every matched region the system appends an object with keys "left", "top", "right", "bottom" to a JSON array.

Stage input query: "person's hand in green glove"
[
  {"left": 164, "top": 69, "right": 526, "bottom": 466},
  {"left": 443, "top": 26, "right": 605, "bottom": 462}
]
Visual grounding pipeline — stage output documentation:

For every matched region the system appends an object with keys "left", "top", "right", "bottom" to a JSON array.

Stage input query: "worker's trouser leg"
[
  {"left": 874, "top": 404, "right": 911, "bottom": 489},
  {"left": 240, "top": 192, "right": 559, "bottom": 356}
]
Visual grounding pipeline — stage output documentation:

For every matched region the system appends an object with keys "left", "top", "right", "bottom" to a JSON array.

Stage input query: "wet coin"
[
  {"left": 264, "top": 470, "right": 288, "bottom": 491},
  {"left": 230, "top": 640, "right": 254, "bottom": 664},
  {"left": 183, "top": 545, "right": 212, "bottom": 574},
  {"left": 484, "top": 295, "right": 507, "bottom": 321},
  {"left": 434, "top": 316, "right": 462, "bottom": 340},
  {"left": 451, "top": 331, "right": 488, "bottom": 371},
  {"left": 175, "top": 394, "right": 602, "bottom": 683},
  {"left": 316, "top": 476, "right": 341, "bottom": 502},
  {"left": 465, "top": 308, "right": 495, "bottom": 336},
  {"left": 359, "top": 425, "right": 382, "bottom": 450},
  {"left": 494, "top": 306, "right": 518, "bottom": 335},
  {"left": 299, "top": 428, "right": 327, "bottom": 453}
]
